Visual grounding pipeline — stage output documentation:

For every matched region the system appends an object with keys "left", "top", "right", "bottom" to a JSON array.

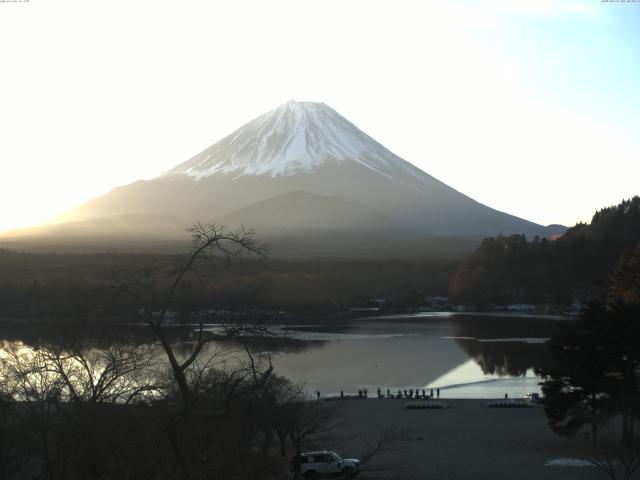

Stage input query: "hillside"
[{"left": 450, "top": 196, "right": 640, "bottom": 305}]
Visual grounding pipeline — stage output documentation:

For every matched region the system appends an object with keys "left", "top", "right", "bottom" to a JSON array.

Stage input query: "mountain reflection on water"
[
  {"left": 261, "top": 313, "right": 562, "bottom": 398},
  {"left": 0, "top": 313, "right": 565, "bottom": 398},
  {"left": 451, "top": 315, "right": 556, "bottom": 377}
]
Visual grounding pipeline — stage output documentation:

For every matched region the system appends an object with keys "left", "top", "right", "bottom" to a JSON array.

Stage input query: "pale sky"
[{"left": 1, "top": 0, "right": 639, "bottom": 232}]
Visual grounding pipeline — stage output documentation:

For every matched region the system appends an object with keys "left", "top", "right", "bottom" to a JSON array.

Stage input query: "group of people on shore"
[{"left": 328, "top": 387, "right": 442, "bottom": 400}]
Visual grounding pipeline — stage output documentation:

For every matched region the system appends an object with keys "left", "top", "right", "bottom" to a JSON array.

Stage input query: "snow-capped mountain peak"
[
  {"left": 42, "top": 100, "right": 560, "bottom": 247},
  {"left": 166, "top": 101, "right": 423, "bottom": 180}
]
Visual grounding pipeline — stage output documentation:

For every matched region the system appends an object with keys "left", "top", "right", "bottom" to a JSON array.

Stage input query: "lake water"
[
  {"left": 255, "top": 312, "right": 561, "bottom": 399},
  {"left": 0, "top": 312, "right": 564, "bottom": 399}
]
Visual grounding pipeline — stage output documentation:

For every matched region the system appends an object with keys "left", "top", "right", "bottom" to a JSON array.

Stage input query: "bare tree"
[
  {"left": 112, "top": 222, "right": 268, "bottom": 408},
  {"left": 0, "top": 340, "right": 164, "bottom": 480},
  {"left": 582, "top": 420, "right": 640, "bottom": 480},
  {"left": 110, "top": 223, "right": 287, "bottom": 480},
  {"left": 0, "top": 375, "right": 26, "bottom": 480},
  {"left": 0, "top": 341, "right": 65, "bottom": 480},
  {"left": 38, "top": 343, "right": 161, "bottom": 405},
  {"left": 286, "top": 395, "right": 344, "bottom": 479}
]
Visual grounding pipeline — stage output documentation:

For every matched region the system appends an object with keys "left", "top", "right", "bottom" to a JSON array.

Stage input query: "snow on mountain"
[
  {"left": 166, "top": 101, "right": 424, "bottom": 181},
  {"left": 20, "top": 99, "right": 565, "bottom": 255}
]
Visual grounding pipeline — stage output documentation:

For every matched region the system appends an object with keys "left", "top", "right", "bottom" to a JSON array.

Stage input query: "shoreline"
[
  {"left": 323, "top": 395, "right": 537, "bottom": 402},
  {"left": 0, "top": 308, "right": 578, "bottom": 327}
]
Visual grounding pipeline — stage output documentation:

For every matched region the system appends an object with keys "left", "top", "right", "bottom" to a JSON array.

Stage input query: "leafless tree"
[
  {"left": 0, "top": 341, "right": 66, "bottom": 480},
  {"left": 110, "top": 223, "right": 290, "bottom": 480},
  {"left": 285, "top": 394, "right": 344, "bottom": 479},
  {"left": 0, "top": 374, "right": 26, "bottom": 480},
  {"left": 0, "top": 340, "right": 166, "bottom": 480},
  {"left": 582, "top": 420, "right": 640, "bottom": 480},
  {"left": 38, "top": 343, "right": 162, "bottom": 405},
  {"left": 112, "top": 222, "right": 269, "bottom": 408}
]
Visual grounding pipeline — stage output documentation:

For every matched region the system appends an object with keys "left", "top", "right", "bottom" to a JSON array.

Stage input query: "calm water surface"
[
  {"left": 1, "top": 312, "right": 564, "bottom": 399},
  {"left": 266, "top": 312, "right": 561, "bottom": 399}
]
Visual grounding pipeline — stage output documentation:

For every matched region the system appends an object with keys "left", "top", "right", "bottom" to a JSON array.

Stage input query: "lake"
[
  {"left": 0, "top": 312, "right": 565, "bottom": 399},
  {"left": 265, "top": 312, "right": 561, "bottom": 399}
]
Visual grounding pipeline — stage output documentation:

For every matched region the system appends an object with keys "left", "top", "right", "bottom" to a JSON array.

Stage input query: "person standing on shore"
[
  {"left": 316, "top": 390, "right": 321, "bottom": 400},
  {"left": 340, "top": 390, "right": 344, "bottom": 399},
  {"left": 430, "top": 388, "right": 434, "bottom": 399},
  {"left": 437, "top": 388, "right": 440, "bottom": 399},
  {"left": 377, "top": 387, "right": 381, "bottom": 398}
]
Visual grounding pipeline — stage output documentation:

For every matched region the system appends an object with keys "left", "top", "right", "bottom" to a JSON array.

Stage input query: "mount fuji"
[{"left": 9, "top": 101, "right": 564, "bottom": 255}]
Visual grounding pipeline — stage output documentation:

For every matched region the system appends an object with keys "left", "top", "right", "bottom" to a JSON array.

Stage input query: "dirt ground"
[{"left": 334, "top": 399, "right": 605, "bottom": 480}]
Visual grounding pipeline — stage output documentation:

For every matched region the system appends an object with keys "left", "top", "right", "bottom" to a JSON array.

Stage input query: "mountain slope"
[
  {"left": 219, "top": 190, "right": 397, "bottom": 233},
  {"left": 10, "top": 101, "right": 564, "bottom": 255},
  {"left": 167, "top": 101, "right": 427, "bottom": 181}
]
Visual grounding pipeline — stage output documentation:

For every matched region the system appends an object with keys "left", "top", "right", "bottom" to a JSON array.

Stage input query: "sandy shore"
[{"left": 333, "top": 399, "right": 602, "bottom": 480}]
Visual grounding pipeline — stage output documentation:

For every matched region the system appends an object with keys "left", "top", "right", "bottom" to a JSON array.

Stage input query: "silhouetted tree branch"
[{"left": 111, "top": 222, "right": 268, "bottom": 408}]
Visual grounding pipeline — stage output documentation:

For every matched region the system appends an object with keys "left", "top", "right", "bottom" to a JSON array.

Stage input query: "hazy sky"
[{"left": 1, "top": 0, "right": 639, "bottom": 232}]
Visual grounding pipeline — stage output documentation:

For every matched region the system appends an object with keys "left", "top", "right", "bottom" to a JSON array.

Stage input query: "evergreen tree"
[
  {"left": 451, "top": 197, "right": 640, "bottom": 305},
  {"left": 539, "top": 248, "right": 640, "bottom": 478}
]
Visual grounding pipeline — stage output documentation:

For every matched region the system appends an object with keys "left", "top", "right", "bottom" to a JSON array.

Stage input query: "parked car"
[
  {"left": 525, "top": 392, "right": 542, "bottom": 403},
  {"left": 291, "top": 450, "right": 361, "bottom": 477}
]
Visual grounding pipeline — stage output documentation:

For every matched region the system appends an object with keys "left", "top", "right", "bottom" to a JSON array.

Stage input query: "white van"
[{"left": 291, "top": 450, "right": 361, "bottom": 477}]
